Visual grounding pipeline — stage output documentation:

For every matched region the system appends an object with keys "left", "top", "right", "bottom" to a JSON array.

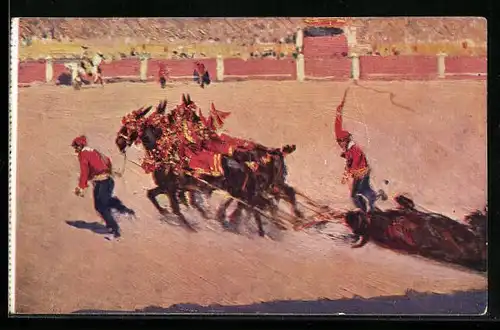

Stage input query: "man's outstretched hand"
[{"left": 74, "top": 187, "right": 85, "bottom": 197}]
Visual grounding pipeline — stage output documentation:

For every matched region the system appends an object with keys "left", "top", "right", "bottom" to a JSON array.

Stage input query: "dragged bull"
[{"left": 344, "top": 195, "right": 487, "bottom": 272}]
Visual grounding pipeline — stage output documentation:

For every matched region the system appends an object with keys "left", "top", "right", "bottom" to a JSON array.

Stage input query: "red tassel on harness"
[{"left": 210, "top": 103, "right": 231, "bottom": 130}]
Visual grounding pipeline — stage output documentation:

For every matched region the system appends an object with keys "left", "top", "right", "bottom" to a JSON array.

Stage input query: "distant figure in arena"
[
  {"left": 78, "top": 51, "right": 104, "bottom": 86},
  {"left": 193, "top": 61, "right": 211, "bottom": 88},
  {"left": 90, "top": 52, "right": 105, "bottom": 86},
  {"left": 334, "top": 89, "right": 386, "bottom": 214},
  {"left": 72, "top": 135, "right": 135, "bottom": 240},
  {"left": 158, "top": 63, "right": 170, "bottom": 89}
]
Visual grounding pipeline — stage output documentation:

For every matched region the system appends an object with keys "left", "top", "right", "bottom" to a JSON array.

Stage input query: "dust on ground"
[{"left": 15, "top": 80, "right": 486, "bottom": 313}]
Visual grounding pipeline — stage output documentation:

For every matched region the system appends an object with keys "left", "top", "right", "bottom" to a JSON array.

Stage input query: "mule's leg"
[
  {"left": 147, "top": 187, "right": 169, "bottom": 215},
  {"left": 253, "top": 209, "right": 266, "bottom": 237},
  {"left": 179, "top": 189, "right": 189, "bottom": 207},
  {"left": 281, "top": 184, "right": 304, "bottom": 219},
  {"left": 216, "top": 198, "right": 233, "bottom": 224},
  {"left": 167, "top": 188, "right": 196, "bottom": 232},
  {"left": 189, "top": 190, "right": 209, "bottom": 219},
  {"left": 228, "top": 201, "right": 245, "bottom": 229}
]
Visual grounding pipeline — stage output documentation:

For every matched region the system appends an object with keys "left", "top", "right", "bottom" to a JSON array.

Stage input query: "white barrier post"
[
  {"left": 45, "top": 56, "right": 53, "bottom": 83},
  {"left": 296, "top": 54, "right": 305, "bottom": 82},
  {"left": 140, "top": 56, "right": 148, "bottom": 81},
  {"left": 296, "top": 28, "right": 304, "bottom": 50},
  {"left": 345, "top": 26, "right": 358, "bottom": 50},
  {"left": 216, "top": 55, "right": 224, "bottom": 82},
  {"left": 351, "top": 53, "right": 360, "bottom": 80},
  {"left": 437, "top": 52, "right": 447, "bottom": 79},
  {"left": 295, "top": 28, "right": 305, "bottom": 82}
]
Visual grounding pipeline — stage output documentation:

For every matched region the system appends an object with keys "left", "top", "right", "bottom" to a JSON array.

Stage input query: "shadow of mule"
[{"left": 66, "top": 220, "right": 110, "bottom": 235}]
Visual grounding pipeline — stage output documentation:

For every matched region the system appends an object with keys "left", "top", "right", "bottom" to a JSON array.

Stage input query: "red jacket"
[
  {"left": 78, "top": 147, "right": 112, "bottom": 189},
  {"left": 195, "top": 63, "right": 206, "bottom": 75},
  {"left": 158, "top": 65, "right": 168, "bottom": 78},
  {"left": 341, "top": 142, "right": 369, "bottom": 179}
]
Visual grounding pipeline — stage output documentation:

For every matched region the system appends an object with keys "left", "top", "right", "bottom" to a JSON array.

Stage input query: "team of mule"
[{"left": 115, "top": 94, "right": 304, "bottom": 236}]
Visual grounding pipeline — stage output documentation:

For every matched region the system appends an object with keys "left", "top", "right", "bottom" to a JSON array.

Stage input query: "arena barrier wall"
[
  {"left": 147, "top": 58, "right": 217, "bottom": 80},
  {"left": 18, "top": 60, "right": 46, "bottom": 84},
  {"left": 224, "top": 58, "right": 296, "bottom": 81},
  {"left": 359, "top": 55, "right": 438, "bottom": 80},
  {"left": 304, "top": 57, "right": 351, "bottom": 80},
  {"left": 16, "top": 55, "right": 487, "bottom": 86},
  {"left": 444, "top": 56, "right": 487, "bottom": 80}
]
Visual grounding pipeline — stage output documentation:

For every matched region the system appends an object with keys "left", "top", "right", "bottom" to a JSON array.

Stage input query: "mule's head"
[
  {"left": 155, "top": 99, "right": 168, "bottom": 115},
  {"left": 115, "top": 105, "right": 153, "bottom": 153}
]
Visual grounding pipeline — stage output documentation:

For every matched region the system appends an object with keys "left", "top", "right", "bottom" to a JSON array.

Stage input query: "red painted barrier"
[
  {"left": 18, "top": 60, "right": 45, "bottom": 84},
  {"left": 305, "top": 57, "right": 351, "bottom": 80},
  {"left": 360, "top": 56, "right": 437, "bottom": 80},
  {"left": 445, "top": 56, "right": 487, "bottom": 75},
  {"left": 100, "top": 58, "right": 140, "bottom": 77},
  {"left": 53, "top": 63, "right": 69, "bottom": 82},
  {"left": 16, "top": 55, "right": 488, "bottom": 85},
  {"left": 303, "top": 36, "right": 349, "bottom": 58},
  {"left": 224, "top": 58, "right": 295, "bottom": 77},
  {"left": 147, "top": 58, "right": 217, "bottom": 79}
]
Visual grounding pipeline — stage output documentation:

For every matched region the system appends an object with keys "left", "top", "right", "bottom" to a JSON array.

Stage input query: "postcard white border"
[{"left": 9, "top": 17, "right": 19, "bottom": 314}]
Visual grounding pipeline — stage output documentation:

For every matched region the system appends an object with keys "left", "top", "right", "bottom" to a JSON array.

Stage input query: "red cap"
[{"left": 71, "top": 135, "right": 87, "bottom": 147}]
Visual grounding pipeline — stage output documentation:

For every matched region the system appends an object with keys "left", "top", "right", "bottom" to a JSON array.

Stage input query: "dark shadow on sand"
[
  {"left": 73, "top": 289, "right": 487, "bottom": 315},
  {"left": 56, "top": 72, "right": 73, "bottom": 86},
  {"left": 66, "top": 220, "right": 109, "bottom": 235}
]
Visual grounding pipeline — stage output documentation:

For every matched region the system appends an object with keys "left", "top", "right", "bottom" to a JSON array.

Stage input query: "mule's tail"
[
  {"left": 281, "top": 144, "right": 297, "bottom": 156},
  {"left": 268, "top": 144, "right": 297, "bottom": 156}
]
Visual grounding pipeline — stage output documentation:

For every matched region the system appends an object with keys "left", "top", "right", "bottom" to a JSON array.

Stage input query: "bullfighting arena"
[{"left": 15, "top": 79, "right": 487, "bottom": 314}]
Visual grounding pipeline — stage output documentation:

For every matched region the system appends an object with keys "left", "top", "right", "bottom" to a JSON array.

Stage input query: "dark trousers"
[
  {"left": 93, "top": 178, "right": 129, "bottom": 233},
  {"left": 351, "top": 173, "right": 378, "bottom": 213},
  {"left": 193, "top": 71, "right": 211, "bottom": 87},
  {"left": 159, "top": 76, "right": 166, "bottom": 88}
]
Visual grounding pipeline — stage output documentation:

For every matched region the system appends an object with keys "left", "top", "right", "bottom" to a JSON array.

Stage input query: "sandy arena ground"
[{"left": 14, "top": 80, "right": 487, "bottom": 314}]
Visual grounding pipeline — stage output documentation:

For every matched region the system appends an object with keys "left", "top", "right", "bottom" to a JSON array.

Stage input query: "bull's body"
[{"left": 344, "top": 197, "right": 487, "bottom": 272}]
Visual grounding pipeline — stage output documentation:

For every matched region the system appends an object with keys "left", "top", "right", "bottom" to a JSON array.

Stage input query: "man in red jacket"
[
  {"left": 72, "top": 135, "right": 135, "bottom": 239},
  {"left": 334, "top": 89, "right": 386, "bottom": 214},
  {"left": 158, "top": 63, "right": 169, "bottom": 89},
  {"left": 193, "top": 61, "right": 211, "bottom": 88}
]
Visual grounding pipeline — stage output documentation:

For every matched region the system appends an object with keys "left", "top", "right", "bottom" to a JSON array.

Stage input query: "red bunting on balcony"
[{"left": 304, "top": 18, "right": 347, "bottom": 28}]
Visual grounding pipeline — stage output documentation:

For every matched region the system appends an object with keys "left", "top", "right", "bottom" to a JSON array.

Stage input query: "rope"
[
  {"left": 353, "top": 80, "right": 417, "bottom": 113},
  {"left": 351, "top": 84, "right": 371, "bottom": 147},
  {"left": 184, "top": 172, "right": 287, "bottom": 224},
  {"left": 294, "top": 189, "right": 330, "bottom": 212}
]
